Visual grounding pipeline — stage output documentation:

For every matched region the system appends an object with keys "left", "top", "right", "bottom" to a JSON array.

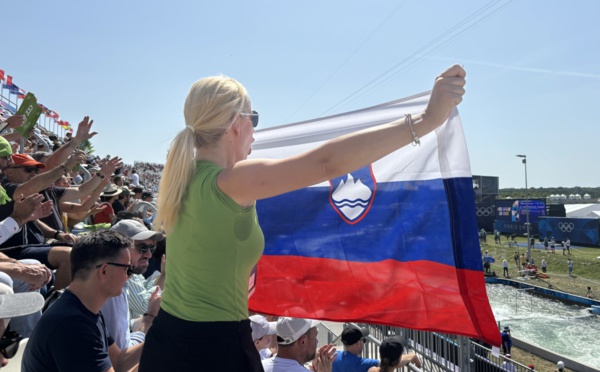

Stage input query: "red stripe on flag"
[{"left": 249, "top": 256, "right": 500, "bottom": 345}]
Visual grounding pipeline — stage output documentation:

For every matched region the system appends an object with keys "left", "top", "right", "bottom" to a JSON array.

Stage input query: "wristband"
[
  {"left": 143, "top": 313, "right": 156, "bottom": 318},
  {"left": 53, "top": 231, "right": 61, "bottom": 240},
  {"left": 405, "top": 114, "right": 420, "bottom": 146},
  {"left": 97, "top": 172, "right": 106, "bottom": 179}
]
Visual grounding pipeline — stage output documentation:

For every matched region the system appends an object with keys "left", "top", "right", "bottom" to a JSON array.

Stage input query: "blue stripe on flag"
[{"left": 258, "top": 176, "right": 480, "bottom": 270}]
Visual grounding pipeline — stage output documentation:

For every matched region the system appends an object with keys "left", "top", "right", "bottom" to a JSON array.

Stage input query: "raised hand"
[
  {"left": 423, "top": 64, "right": 466, "bottom": 128},
  {"left": 65, "top": 149, "right": 87, "bottom": 170},
  {"left": 6, "top": 115, "right": 25, "bottom": 130},
  {"left": 100, "top": 156, "right": 123, "bottom": 176},
  {"left": 146, "top": 286, "right": 162, "bottom": 317},
  {"left": 74, "top": 116, "right": 97, "bottom": 144},
  {"left": 313, "top": 344, "right": 337, "bottom": 372}
]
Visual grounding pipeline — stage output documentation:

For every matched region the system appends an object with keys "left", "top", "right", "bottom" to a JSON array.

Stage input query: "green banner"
[{"left": 15, "top": 93, "right": 43, "bottom": 137}]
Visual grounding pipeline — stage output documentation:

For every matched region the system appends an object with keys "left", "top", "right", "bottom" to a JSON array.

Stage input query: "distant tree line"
[{"left": 499, "top": 187, "right": 600, "bottom": 200}]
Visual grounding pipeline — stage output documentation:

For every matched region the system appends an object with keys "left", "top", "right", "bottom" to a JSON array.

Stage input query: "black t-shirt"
[
  {"left": 0, "top": 182, "right": 45, "bottom": 249},
  {"left": 22, "top": 290, "right": 115, "bottom": 372},
  {"left": 112, "top": 199, "right": 125, "bottom": 214}
]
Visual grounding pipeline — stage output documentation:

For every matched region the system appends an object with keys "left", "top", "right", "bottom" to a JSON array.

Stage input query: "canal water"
[{"left": 486, "top": 283, "right": 600, "bottom": 369}]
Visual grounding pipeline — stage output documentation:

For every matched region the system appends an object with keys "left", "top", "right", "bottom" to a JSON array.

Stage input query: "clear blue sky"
[{"left": 2, "top": 0, "right": 599, "bottom": 188}]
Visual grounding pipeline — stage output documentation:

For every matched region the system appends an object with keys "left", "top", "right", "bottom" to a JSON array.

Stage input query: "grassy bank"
[{"left": 481, "top": 237, "right": 600, "bottom": 296}]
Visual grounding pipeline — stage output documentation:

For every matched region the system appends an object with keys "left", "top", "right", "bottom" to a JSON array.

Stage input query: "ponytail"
[{"left": 154, "top": 128, "right": 197, "bottom": 233}]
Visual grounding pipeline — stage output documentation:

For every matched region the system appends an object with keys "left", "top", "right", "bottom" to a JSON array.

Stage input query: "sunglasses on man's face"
[
  {"left": 239, "top": 110, "right": 259, "bottom": 128},
  {"left": 96, "top": 262, "right": 134, "bottom": 277},
  {"left": 9, "top": 166, "right": 40, "bottom": 174},
  {"left": 135, "top": 243, "right": 156, "bottom": 255}
]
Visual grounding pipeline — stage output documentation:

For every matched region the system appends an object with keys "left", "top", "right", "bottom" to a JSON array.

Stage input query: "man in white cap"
[
  {"left": 101, "top": 219, "right": 164, "bottom": 349},
  {"left": 501, "top": 353, "right": 516, "bottom": 372},
  {"left": 262, "top": 317, "right": 337, "bottom": 372},
  {"left": 250, "top": 314, "right": 276, "bottom": 358},
  {"left": 0, "top": 282, "right": 44, "bottom": 368}
]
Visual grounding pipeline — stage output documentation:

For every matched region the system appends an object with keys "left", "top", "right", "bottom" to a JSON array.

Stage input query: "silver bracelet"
[{"left": 405, "top": 114, "right": 420, "bottom": 146}]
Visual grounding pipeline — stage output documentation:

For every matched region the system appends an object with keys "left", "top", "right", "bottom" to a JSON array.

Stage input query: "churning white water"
[{"left": 486, "top": 283, "right": 600, "bottom": 369}]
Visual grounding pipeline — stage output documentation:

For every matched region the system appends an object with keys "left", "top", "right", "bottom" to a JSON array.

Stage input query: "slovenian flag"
[{"left": 248, "top": 91, "right": 500, "bottom": 345}]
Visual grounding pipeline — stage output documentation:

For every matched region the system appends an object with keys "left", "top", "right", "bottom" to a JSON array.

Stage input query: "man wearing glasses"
[
  {"left": 100, "top": 219, "right": 164, "bottom": 350},
  {"left": 22, "top": 229, "right": 144, "bottom": 372},
  {"left": 332, "top": 326, "right": 379, "bottom": 372}
]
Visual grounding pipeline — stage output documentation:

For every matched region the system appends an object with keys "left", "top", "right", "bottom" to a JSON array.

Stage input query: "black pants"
[{"left": 139, "top": 309, "right": 264, "bottom": 372}]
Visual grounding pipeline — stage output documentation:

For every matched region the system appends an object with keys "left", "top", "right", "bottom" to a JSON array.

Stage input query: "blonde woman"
[{"left": 139, "top": 65, "right": 466, "bottom": 372}]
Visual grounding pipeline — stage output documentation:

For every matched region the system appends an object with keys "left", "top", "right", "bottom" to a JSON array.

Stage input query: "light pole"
[{"left": 516, "top": 155, "right": 530, "bottom": 261}]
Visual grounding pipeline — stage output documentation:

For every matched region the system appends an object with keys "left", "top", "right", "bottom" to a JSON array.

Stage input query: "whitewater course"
[{"left": 486, "top": 281, "right": 600, "bottom": 370}]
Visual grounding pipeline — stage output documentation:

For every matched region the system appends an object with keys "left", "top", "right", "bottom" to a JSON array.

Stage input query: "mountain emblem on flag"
[{"left": 329, "top": 165, "right": 377, "bottom": 225}]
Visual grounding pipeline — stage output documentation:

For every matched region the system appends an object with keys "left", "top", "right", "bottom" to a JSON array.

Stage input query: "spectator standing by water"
[
  {"left": 541, "top": 258, "right": 547, "bottom": 273},
  {"left": 139, "top": 65, "right": 467, "bottom": 371},
  {"left": 501, "top": 326, "right": 512, "bottom": 355},
  {"left": 586, "top": 287, "right": 595, "bottom": 299},
  {"left": 502, "top": 259, "right": 509, "bottom": 278},
  {"left": 520, "top": 253, "right": 527, "bottom": 271}
]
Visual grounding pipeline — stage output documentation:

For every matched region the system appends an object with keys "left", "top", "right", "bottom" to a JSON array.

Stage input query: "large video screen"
[{"left": 495, "top": 199, "right": 546, "bottom": 223}]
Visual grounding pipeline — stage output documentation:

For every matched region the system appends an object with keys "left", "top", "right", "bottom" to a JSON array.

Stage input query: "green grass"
[{"left": 480, "top": 237, "right": 600, "bottom": 281}]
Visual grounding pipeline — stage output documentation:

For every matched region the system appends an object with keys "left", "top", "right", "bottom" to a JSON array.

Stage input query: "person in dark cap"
[
  {"left": 332, "top": 326, "right": 379, "bottom": 372},
  {"left": 367, "top": 335, "right": 421, "bottom": 372},
  {"left": 501, "top": 326, "right": 512, "bottom": 355},
  {"left": 141, "top": 190, "right": 153, "bottom": 203}
]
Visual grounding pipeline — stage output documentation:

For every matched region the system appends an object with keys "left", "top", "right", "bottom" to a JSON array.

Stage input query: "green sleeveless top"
[{"left": 161, "top": 161, "right": 264, "bottom": 321}]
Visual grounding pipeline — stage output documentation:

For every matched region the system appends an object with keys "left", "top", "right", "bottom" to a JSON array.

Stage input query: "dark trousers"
[{"left": 139, "top": 309, "right": 264, "bottom": 372}]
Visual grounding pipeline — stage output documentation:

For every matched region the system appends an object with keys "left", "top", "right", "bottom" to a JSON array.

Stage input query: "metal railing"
[{"left": 319, "top": 322, "right": 538, "bottom": 372}]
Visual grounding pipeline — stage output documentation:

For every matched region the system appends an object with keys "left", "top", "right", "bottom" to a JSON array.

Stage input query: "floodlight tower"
[{"left": 516, "top": 154, "right": 530, "bottom": 261}]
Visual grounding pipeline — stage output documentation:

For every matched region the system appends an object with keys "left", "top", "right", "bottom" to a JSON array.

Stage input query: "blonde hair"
[{"left": 154, "top": 76, "right": 250, "bottom": 233}]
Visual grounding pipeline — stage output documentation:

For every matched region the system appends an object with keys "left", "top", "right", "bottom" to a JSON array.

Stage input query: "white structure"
[{"left": 563, "top": 204, "right": 600, "bottom": 218}]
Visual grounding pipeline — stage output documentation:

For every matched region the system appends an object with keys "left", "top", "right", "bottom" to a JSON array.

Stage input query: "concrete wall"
[{"left": 512, "top": 336, "right": 599, "bottom": 372}]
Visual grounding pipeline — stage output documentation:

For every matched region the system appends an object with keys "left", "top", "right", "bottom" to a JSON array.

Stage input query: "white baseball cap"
[
  {"left": 276, "top": 317, "right": 320, "bottom": 345},
  {"left": 249, "top": 315, "right": 276, "bottom": 341},
  {"left": 0, "top": 283, "right": 44, "bottom": 319}
]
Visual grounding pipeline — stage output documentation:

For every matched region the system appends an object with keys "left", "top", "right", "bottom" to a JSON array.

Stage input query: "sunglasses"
[
  {"left": 0, "top": 155, "right": 10, "bottom": 161},
  {"left": 361, "top": 337, "right": 368, "bottom": 343},
  {"left": 96, "top": 262, "right": 134, "bottom": 277},
  {"left": 0, "top": 329, "right": 22, "bottom": 359},
  {"left": 8, "top": 166, "right": 40, "bottom": 174},
  {"left": 239, "top": 110, "right": 259, "bottom": 128},
  {"left": 135, "top": 243, "right": 156, "bottom": 254}
]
